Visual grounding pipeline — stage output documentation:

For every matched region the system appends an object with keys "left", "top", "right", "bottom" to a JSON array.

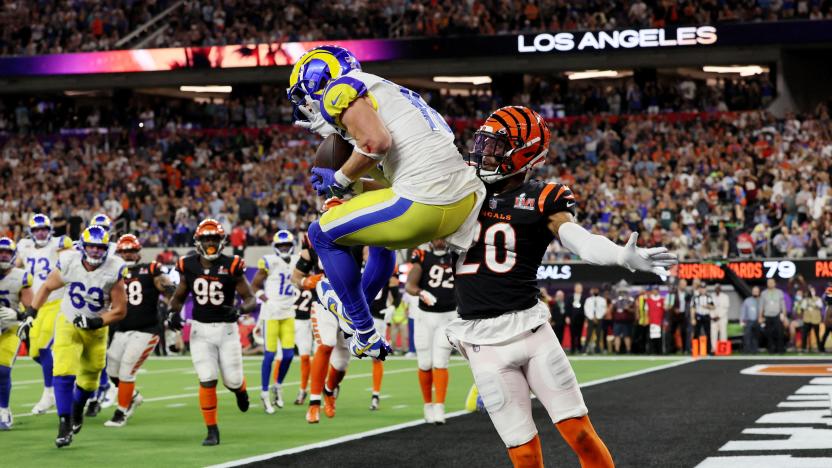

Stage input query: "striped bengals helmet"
[
  {"left": 116, "top": 234, "right": 142, "bottom": 265},
  {"left": 194, "top": 218, "right": 226, "bottom": 261},
  {"left": 466, "top": 106, "right": 550, "bottom": 183}
]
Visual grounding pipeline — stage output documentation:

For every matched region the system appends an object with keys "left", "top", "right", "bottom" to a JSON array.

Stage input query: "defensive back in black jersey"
[
  {"left": 119, "top": 261, "right": 164, "bottom": 333},
  {"left": 293, "top": 240, "right": 321, "bottom": 321},
  {"left": 177, "top": 253, "right": 246, "bottom": 323},
  {"left": 455, "top": 181, "right": 576, "bottom": 320},
  {"left": 411, "top": 249, "right": 457, "bottom": 312}
]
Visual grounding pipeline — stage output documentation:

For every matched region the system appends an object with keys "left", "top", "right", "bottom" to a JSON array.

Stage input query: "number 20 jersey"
[
  {"left": 177, "top": 253, "right": 245, "bottom": 323},
  {"left": 455, "top": 181, "right": 576, "bottom": 320},
  {"left": 58, "top": 250, "right": 126, "bottom": 321},
  {"left": 320, "top": 70, "right": 481, "bottom": 205}
]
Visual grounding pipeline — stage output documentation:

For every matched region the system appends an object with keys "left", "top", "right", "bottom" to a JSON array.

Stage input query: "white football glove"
[
  {"left": 617, "top": 232, "right": 678, "bottom": 277},
  {"left": 294, "top": 95, "right": 339, "bottom": 138},
  {"left": 419, "top": 290, "right": 438, "bottom": 307},
  {"left": 0, "top": 307, "right": 17, "bottom": 323}
]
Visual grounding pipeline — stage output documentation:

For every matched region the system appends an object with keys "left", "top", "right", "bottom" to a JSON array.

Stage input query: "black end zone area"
[{"left": 248, "top": 360, "right": 820, "bottom": 468}]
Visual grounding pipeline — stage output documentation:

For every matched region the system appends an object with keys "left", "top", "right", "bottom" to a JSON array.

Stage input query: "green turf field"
[{"left": 2, "top": 356, "right": 681, "bottom": 467}]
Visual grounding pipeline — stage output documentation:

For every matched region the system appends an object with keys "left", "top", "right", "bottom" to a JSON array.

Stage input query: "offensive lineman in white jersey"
[
  {"left": 18, "top": 225, "right": 127, "bottom": 448},
  {"left": 288, "top": 45, "right": 485, "bottom": 360},
  {"left": 252, "top": 230, "right": 300, "bottom": 413},
  {"left": 16, "top": 213, "right": 73, "bottom": 415}
]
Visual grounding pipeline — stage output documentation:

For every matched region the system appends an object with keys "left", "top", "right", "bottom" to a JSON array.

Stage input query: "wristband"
[
  {"left": 334, "top": 169, "right": 354, "bottom": 187},
  {"left": 354, "top": 146, "right": 386, "bottom": 160},
  {"left": 255, "top": 290, "right": 267, "bottom": 301}
]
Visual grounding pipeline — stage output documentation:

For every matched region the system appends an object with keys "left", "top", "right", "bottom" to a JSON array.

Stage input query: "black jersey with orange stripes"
[
  {"left": 177, "top": 253, "right": 246, "bottom": 323},
  {"left": 293, "top": 240, "right": 320, "bottom": 321},
  {"left": 455, "top": 181, "right": 576, "bottom": 320},
  {"left": 411, "top": 249, "right": 457, "bottom": 312},
  {"left": 119, "top": 261, "right": 164, "bottom": 333}
]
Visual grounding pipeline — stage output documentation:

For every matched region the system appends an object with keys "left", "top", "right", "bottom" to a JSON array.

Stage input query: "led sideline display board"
[{"left": 0, "top": 20, "right": 830, "bottom": 77}]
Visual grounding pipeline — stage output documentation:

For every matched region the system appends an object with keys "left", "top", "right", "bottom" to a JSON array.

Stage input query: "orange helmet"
[
  {"left": 466, "top": 106, "right": 550, "bottom": 183},
  {"left": 116, "top": 234, "right": 142, "bottom": 265},
  {"left": 194, "top": 218, "right": 226, "bottom": 261}
]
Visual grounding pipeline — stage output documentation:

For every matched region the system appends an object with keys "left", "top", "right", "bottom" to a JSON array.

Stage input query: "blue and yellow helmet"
[
  {"left": 273, "top": 230, "right": 295, "bottom": 259},
  {"left": 90, "top": 213, "right": 112, "bottom": 232},
  {"left": 81, "top": 225, "right": 110, "bottom": 266},
  {"left": 286, "top": 45, "right": 361, "bottom": 108},
  {"left": 28, "top": 213, "right": 53, "bottom": 247},
  {"left": 0, "top": 237, "right": 17, "bottom": 270}
]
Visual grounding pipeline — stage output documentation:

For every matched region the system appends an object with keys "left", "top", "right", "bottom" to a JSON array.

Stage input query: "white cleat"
[
  {"left": 317, "top": 279, "right": 356, "bottom": 336},
  {"left": 0, "top": 407, "right": 13, "bottom": 430},
  {"left": 100, "top": 385, "right": 118, "bottom": 409},
  {"left": 125, "top": 391, "right": 143, "bottom": 418},
  {"left": 424, "top": 403, "right": 436, "bottom": 424},
  {"left": 271, "top": 385, "right": 284, "bottom": 409},
  {"left": 261, "top": 391, "right": 275, "bottom": 414},
  {"left": 434, "top": 403, "right": 446, "bottom": 425},
  {"left": 32, "top": 387, "right": 55, "bottom": 415}
]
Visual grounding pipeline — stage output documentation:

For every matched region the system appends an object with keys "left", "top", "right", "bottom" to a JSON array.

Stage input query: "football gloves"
[
  {"left": 166, "top": 311, "right": 184, "bottom": 331},
  {"left": 617, "top": 232, "right": 677, "bottom": 277},
  {"left": 73, "top": 315, "right": 104, "bottom": 330},
  {"left": 0, "top": 306, "right": 17, "bottom": 323},
  {"left": 419, "top": 290, "right": 438, "bottom": 307},
  {"left": 311, "top": 168, "right": 353, "bottom": 198},
  {"left": 223, "top": 305, "right": 244, "bottom": 321},
  {"left": 294, "top": 95, "right": 339, "bottom": 138},
  {"left": 16, "top": 307, "right": 37, "bottom": 340}
]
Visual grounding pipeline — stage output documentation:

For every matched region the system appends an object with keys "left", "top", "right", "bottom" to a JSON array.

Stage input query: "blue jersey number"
[
  {"left": 277, "top": 273, "right": 294, "bottom": 297},
  {"left": 398, "top": 86, "right": 452, "bottom": 134},
  {"left": 26, "top": 257, "right": 51, "bottom": 281},
  {"left": 0, "top": 290, "right": 9, "bottom": 308},
  {"left": 68, "top": 282, "right": 105, "bottom": 313}
]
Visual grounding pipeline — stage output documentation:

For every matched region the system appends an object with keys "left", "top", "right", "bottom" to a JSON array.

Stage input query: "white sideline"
[
  {"left": 14, "top": 362, "right": 469, "bottom": 417},
  {"left": 205, "top": 358, "right": 694, "bottom": 468}
]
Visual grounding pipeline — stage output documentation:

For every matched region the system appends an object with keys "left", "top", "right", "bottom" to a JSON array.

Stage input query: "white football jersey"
[
  {"left": 258, "top": 253, "right": 299, "bottom": 320},
  {"left": 18, "top": 235, "right": 73, "bottom": 303},
  {"left": 58, "top": 250, "right": 126, "bottom": 321},
  {"left": 0, "top": 267, "right": 32, "bottom": 329},
  {"left": 320, "top": 70, "right": 482, "bottom": 205}
]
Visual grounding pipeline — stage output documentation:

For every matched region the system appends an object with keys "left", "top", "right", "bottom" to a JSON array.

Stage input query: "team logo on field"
[
  {"left": 513, "top": 193, "right": 536, "bottom": 210},
  {"left": 489, "top": 198, "right": 498, "bottom": 209}
]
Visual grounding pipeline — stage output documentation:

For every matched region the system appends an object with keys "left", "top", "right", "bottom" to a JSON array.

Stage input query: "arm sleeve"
[
  {"left": 294, "top": 255, "right": 313, "bottom": 274},
  {"left": 540, "top": 183, "right": 577, "bottom": 217},
  {"left": 232, "top": 257, "right": 246, "bottom": 277},
  {"left": 557, "top": 222, "right": 623, "bottom": 267},
  {"left": 149, "top": 262, "right": 163, "bottom": 277}
]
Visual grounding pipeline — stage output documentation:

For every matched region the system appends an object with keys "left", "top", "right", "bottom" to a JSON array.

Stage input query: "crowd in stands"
[{"left": 2, "top": 1, "right": 832, "bottom": 56}]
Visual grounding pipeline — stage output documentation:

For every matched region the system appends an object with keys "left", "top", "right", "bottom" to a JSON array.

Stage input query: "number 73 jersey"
[
  {"left": 57, "top": 250, "right": 126, "bottom": 322},
  {"left": 454, "top": 181, "right": 576, "bottom": 320},
  {"left": 177, "top": 253, "right": 246, "bottom": 323}
]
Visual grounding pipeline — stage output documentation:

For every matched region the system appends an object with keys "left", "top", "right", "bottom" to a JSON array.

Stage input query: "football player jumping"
[
  {"left": 252, "top": 230, "right": 300, "bottom": 413},
  {"left": 0, "top": 238, "right": 34, "bottom": 430},
  {"left": 288, "top": 45, "right": 485, "bottom": 360},
  {"left": 446, "top": 106, "right": 677, "bottom": 467},
  {"left": 18, "top": 226, "right": 127, "bottom": 448},
  {"left": 406, "top": 239, "right": 457, "bottom": 424},
  {"left": 168, "top": 219, "right": 256, "bottom": 446},
  {"left": 16, "top": 213, "right": 73, "bottom": 415},
  {"left": 104, "top": 234, "right": 175, "bottom": 427}
]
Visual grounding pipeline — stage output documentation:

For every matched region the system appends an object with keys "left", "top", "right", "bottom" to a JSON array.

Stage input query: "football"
[{"left": 314, "top": 134, "right": 354, "bottom": 169}]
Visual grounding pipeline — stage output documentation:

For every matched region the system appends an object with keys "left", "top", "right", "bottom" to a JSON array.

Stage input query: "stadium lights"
[
  {"left": 565, "top": 70, "right": 631, "bottom": 80},
  {"left": 702, "top": 65, "right": 766, "bottom": 76},
  {"left": 432, "top": 76, "right": 492, "bottom": 85},
  {"left": 179, "top": 85, "right": 233, "bottom": 93}
]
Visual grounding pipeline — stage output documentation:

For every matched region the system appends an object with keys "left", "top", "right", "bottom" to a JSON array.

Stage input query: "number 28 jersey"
[
  {"left": 455, "top": 181, "right": 576, "bottom": 320},
  {"left": 177, "top": 254, "right": 245, "bottom": 323},
  {"left": 120, "top": 261, "right": 163, "bottom": 333}
]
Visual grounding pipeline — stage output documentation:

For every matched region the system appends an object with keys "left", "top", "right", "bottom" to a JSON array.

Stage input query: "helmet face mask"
[
  {"left": 272, "top": 230, "right": 295, "bottom": 260},
  {"left": 116, "top": 249, "right": 140, "bottom": 265},
  {"left": 196, "top": 234, "right": 224, "bottom": 261},
  {"left": 274, "top": 243, "right": 294, "bottom": 260},
  {"left": 83, "top": 244, "right": 108, "bottom": 266},
  {"left": 0, "top": 238, "right": 15, "bottom": 270},
  {"left": 286, "top": 45, "right": 361, "bottom": 116},
  {"left": 81, "top": 225, "right": 110, "bottom": 267},
  {"left": 115, "top": 234, "right": 142, "bottom": 266},
  {"left": 28, "top": 214, "right": 53, "bottom": 247}
]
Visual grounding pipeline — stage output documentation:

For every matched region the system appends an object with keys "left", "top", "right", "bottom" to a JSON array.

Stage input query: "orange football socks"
[
  {"left": 433, "top": 368, "right": 448, "bottom": 404},
  {"left": 117, "top": 381, "right": 135, "bottom": 411},
  {"left": 372, "top": 360, "right": 383, "bottom": 394},
  {"left": 326, "top": 365, "right": 346, "bottom": 392},
  {"left": 556, "top": 416, "right": 614, "bottom": 467},
  {"left": 418, "top": 369, "right": 433, "bottom": 403},
  {"left": 508, "top": 434, "right": 544, "bottom": 468},
  {"left": 310, "top": 345, "right": 333, "bottom": 397},
  {"left": 199, "top": 386, "right": 218, "bottom": 426},
  {"left": 299, "top": 355, "right": 311, "bottom": 391}
]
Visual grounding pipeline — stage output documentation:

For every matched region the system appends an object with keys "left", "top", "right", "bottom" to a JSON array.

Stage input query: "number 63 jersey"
[
  {"left": 58, "top": 250, "right": 126, "bottom": 322},
  {"left": 454, "top": 181, "right": 576, "bottom": 320},
  {"left": 177, "top": 253, "right": 245, "bottom": 323}
]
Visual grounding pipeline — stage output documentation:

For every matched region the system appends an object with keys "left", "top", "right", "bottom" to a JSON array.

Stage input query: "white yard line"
[{"left": 206, "top": 358, "right": 694, "bottom": 468}]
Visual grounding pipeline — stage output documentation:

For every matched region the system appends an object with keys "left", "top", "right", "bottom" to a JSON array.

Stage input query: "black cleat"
[
  {"left": 71, "top": 402, "right": 85, "bottom": 435},
  {"left": 85, "top": 400, "right": 101, "bottom": 418},
  {"left": 235, "top": 389, "right": 249, "bottom": 413},
  {"left": 104, "top": 409, "right": 127, "bottom": 428},
  {"left": 369, "top": 395, "right": 380, "bottom": 411},
  {"left": 56, "top": 416, "right": 73, "bottom": 448},
  {"left": 202, "top": 425, "right": 220, "bottom": 446}
]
